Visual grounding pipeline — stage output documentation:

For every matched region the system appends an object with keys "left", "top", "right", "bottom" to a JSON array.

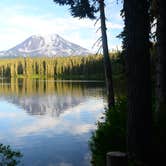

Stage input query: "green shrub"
[
  {"left": 89, "top": 98, "right": 127, "bottom": 166},
  {"left": 0, "top": 144, "right": 22, "bottom": 166}
]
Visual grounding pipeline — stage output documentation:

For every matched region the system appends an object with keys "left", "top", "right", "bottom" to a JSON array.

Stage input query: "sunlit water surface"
[{"left": 0, "top": 78, "right": 106, "bottom": 166}]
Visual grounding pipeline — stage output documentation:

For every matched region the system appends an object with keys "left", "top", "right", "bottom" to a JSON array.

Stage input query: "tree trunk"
[
  {"left": 156, "top": 0, "right": 166, "bottom": 164},
  {"left": 123, "top": 0, "right": 152, "bottom": 165},
  {"left": 156, "top": 0, "right": 166, "bottom": 113},
  {"left": 99, "top": 0, "right": 115, "bottom": 108}
]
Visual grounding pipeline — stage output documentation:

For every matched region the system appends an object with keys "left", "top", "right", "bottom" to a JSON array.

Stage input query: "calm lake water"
[{"left": 0, "top": 78, "right": 106, "bottom": 166}]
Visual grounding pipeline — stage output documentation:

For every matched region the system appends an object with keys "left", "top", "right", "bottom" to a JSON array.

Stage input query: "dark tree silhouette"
[
  {"left": 156, "top": 0, "right": 166, "bottom": 113},
  {"left": 123, "top": 0, "right": 152, "bottom": 165},
  {"left": 53, "top": 0, "right": 115, "bottom": 107},
  {"left": 156, "top": 0, "right": 166, "bottom": 164}
]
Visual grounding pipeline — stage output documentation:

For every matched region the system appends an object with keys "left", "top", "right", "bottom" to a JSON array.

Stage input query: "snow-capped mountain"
[{"left": 0, "top": 34, "right": 90, "bottom": 57}]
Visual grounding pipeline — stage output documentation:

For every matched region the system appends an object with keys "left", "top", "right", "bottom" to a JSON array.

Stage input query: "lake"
[{"left": 0, "top": 78, "right": 106, "bottom": 166}]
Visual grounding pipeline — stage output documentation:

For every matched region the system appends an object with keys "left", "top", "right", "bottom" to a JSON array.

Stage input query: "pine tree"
[
  {"left": 53, "top": 0, "right": 115, "bottom": 107},
  {"left": 123, "top": 0, "right": 152, "bottom": 165}
]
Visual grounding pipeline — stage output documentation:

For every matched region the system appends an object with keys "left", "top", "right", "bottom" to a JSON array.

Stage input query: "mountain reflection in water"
[{"left": 0, "top": 78, "right": 106, "bottom": 166}]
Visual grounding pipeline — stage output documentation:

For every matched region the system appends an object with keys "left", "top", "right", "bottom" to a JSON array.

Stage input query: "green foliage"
[
  {"left": 89, "top": 98, "right": 127, "bottom": 166},
  {"left": 88, "top": 94, "right": 165, "bottom": 166},
  {"left": 0, "top": 55, "right": 104, "bottom": 80},
  {"left": 53, "top": 0, "right": 98, "bottom": 19},
  {"left": 0, "top": 144, "right": 22, "bottom": 166},
  {"left": 0, "top": 52, "right": 125, "bottom": 80},
  {"left": 110, "top": 51, "right": 125, "bottom": 75}
]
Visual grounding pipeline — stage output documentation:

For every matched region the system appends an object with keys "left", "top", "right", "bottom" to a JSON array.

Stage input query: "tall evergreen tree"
[
  {"left": 156, "top": 0, "right": 166, "bottom": 113},
  {"left": 53, "top": 0, "right": 115, "bottom": 107},
  {"left": 123, "top": 0, "right": 152, "bottom": 165},
  {"left": 156, "top": 0, "right": 166, "bottom": 163}
]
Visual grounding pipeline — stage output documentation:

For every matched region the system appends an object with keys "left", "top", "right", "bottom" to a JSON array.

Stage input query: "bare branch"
[
  {"left": 92, "top": 37, "right": 102, "bottom": 49},
  {"left": 94, "top": 17, "right": 100, "bottom": 27}
]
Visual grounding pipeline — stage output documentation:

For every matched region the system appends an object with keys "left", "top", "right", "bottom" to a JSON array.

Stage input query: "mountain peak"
[
  {"left": 0, "top": 34, "right": 90, "bottom": 58},
  {"left": 31, "top": 33, "right": 59, "bottom": 40}
]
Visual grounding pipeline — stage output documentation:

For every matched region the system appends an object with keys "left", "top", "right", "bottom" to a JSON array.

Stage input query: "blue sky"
[{"left": 0, "top": 0, "right": 123, "bottom": 52}]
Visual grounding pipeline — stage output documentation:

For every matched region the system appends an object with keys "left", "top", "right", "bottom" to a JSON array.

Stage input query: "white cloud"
[
  {"left": 14, "top": 101, "right": 104, "bottom": 137},
  {"left": 57, "top": 162, "right": 73, "bottom": 166},
  {"left": 14, "top": 115, "right": 96, "bottom": 137},
  {"left": 0, "top": 3, "right": 122, "bottom": 51},
  {"left": 15, "top": 117, "right": 59, "bottom": 136},
  {"left": 0, "top": 12, "right": 96, "bottom": 50},
  {"left": 0, "top": 112, "right": 18, "bottom": 118},
  {"left": 107, "top": 22, "right": 123, "bottom": 29}
]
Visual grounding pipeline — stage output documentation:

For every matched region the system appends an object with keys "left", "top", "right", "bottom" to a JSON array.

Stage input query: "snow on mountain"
[{"left": 0, "top": 34, "right": 91, "bottom": 58}]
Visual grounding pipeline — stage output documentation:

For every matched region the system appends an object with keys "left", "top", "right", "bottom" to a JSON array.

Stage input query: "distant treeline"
[{"left": 0, "top": 52, "right": 124, "bottom": 80}]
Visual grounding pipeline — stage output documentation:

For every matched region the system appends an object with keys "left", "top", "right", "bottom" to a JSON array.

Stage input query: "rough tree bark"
[{"left": 123, "top": 0, "right": 152, "bottom": 165}]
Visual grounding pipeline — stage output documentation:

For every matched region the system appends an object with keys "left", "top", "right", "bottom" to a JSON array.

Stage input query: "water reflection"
[
  {"left": 0, "top": 78, "right": 106, "bottom": 166},
  {"left": 0, "top": 78, "right": 105, "bottom": 117}
]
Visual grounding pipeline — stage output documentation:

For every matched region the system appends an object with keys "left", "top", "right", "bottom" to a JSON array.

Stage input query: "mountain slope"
[{"left": 0, "top": 34, "right": 90, "bottom": 57}]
